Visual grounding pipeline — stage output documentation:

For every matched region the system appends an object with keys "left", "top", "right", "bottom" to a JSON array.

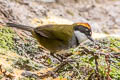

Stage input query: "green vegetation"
[
  {"left": 0, "top": 26, "right": 120, "bottom": 80},
  {"left": 13, "top": 57, "right": 43, "bottom": 71},
  {"left": 0, "top": 27, "right": 15, "bottom": 51}
]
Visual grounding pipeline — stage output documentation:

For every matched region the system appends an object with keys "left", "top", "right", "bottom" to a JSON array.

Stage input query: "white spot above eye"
[{"left": 74, "top": 31, "right": 88, "bottom": 43}]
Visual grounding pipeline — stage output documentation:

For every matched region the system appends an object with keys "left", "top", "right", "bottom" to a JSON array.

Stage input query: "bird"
[{"left": 6, "top": 22, "right": 94, "bottom": 60}]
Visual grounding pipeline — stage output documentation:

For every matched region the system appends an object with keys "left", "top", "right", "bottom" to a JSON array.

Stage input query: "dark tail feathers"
[{"left": 6, "top": 23, "right": 34, "bottom": 32}]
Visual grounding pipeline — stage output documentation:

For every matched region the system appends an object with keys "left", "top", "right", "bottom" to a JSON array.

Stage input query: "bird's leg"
[
  {"left": 56, "top": 54, "right": 67, "bottom": 60},
  {"left": 50, "top": 53, "right": 74, "bottom": 63},
  {"left": 50, "top": 53, "right": 63, "bottom": 62}
]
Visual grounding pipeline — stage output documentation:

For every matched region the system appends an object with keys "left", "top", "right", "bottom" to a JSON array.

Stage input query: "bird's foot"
[
  {"left": 50, "top": 53, "right": 75, "bottom": 63},
  {"left": 50, "top": 53, "right": 66, "bottom": 62}
]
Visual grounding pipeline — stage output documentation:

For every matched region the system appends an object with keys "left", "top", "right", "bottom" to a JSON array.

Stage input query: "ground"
[{"left": 0, "top": 0, "right": 120, "bottom": 80}]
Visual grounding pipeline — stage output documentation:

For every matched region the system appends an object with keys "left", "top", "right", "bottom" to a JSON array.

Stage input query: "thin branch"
[
  {"left": 94, "top": 54, "right": 100, "bottom": 80},
  {"left": 21, "top": 59, "right": 70, "bottom": 79},
  {"left": 79, "top": 46, "right": 120, "bottom": 59},
  {"left": 21, "top": 46, "right": 120, "bottom": 79},
  {"left": 105, "top": 54, "right": 112, "bottom": 80}
]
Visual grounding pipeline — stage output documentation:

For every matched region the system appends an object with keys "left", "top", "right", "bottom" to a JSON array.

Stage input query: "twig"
[
  {"left": 105, "top": 54, "right": 112, "bottom": 80},
  {"left": 79, "top": 46, "right": 120, "bottom": 59},
  {"left": 38, "top": 59, "right": 69, "bottom": 78},
  {"left": 21, "top": 46, "right": 120, "bottom": 79},
  {"left": 39, "top": 46, "right": 120, "bottom": 79},
  {"left": 79, "top": 46, "right": 120, "bottom": 80},
  {"left": 94, "top": 54, "right": 100, "bottom": 80},
  {"left": 68, "top": 62, "right": 81, "bottom": 78},
  {"left": 21, "top": 59, "right": 70, "bottom": 78}
]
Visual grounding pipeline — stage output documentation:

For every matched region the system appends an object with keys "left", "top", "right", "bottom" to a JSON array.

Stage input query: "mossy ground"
[
  {"left": 0, "top": 27, "right": 15, "bottom": 51},
  {"left": 0, "top": 26, "right": 120, "bottom": 80}
]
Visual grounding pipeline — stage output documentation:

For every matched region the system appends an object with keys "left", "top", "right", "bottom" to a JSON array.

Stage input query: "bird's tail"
[{"left": 6, "top": 23, "right": 34, "bottom": 32}]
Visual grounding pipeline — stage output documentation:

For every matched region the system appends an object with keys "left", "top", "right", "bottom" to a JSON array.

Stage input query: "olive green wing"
[{"left": 34, "top": 24, "right": 74, "bottom": 41}]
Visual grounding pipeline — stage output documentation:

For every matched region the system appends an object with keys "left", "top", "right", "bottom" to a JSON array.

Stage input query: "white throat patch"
[{"left": 74, "top": 31, "right": 88, "bottom": 43}]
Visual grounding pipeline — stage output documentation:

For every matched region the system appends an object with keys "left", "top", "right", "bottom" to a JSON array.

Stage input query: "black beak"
[{"left": 87, "top": 36, "right": 94, "bottom": 42}]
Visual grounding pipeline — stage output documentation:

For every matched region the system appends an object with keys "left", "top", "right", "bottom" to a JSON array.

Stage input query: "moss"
[
  {"left": 109, "top": 37, "right": 120, "bottom": 49},
  {"left": 0, "top": 26, "right": 44, "bottom": 56},
  {"left": 13, "top": 57, "right": 43, "bottom": 71},
  {"left": 1, "top": 25, "right": 120, "bottom": 79},
  {"left": 58, "top": 37, "right": 120, "bottom": 80},
  {"left": 0, "top": 27, "right": 15, "bottom": 51}
]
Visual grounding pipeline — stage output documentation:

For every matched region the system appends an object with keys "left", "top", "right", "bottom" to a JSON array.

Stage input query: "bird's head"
[{"left": 73, "top": 23, "right": 94, "bottom": 43}]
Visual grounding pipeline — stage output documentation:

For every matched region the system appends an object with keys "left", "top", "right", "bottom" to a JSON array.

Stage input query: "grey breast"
[{"left": 68, "top": 33, "right": 79, "bottom": 48}]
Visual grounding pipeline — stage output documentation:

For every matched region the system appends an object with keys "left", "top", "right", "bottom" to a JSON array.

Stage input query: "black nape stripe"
[{"left": 74, "top": 25, "right": 91, "bottom": 36}]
